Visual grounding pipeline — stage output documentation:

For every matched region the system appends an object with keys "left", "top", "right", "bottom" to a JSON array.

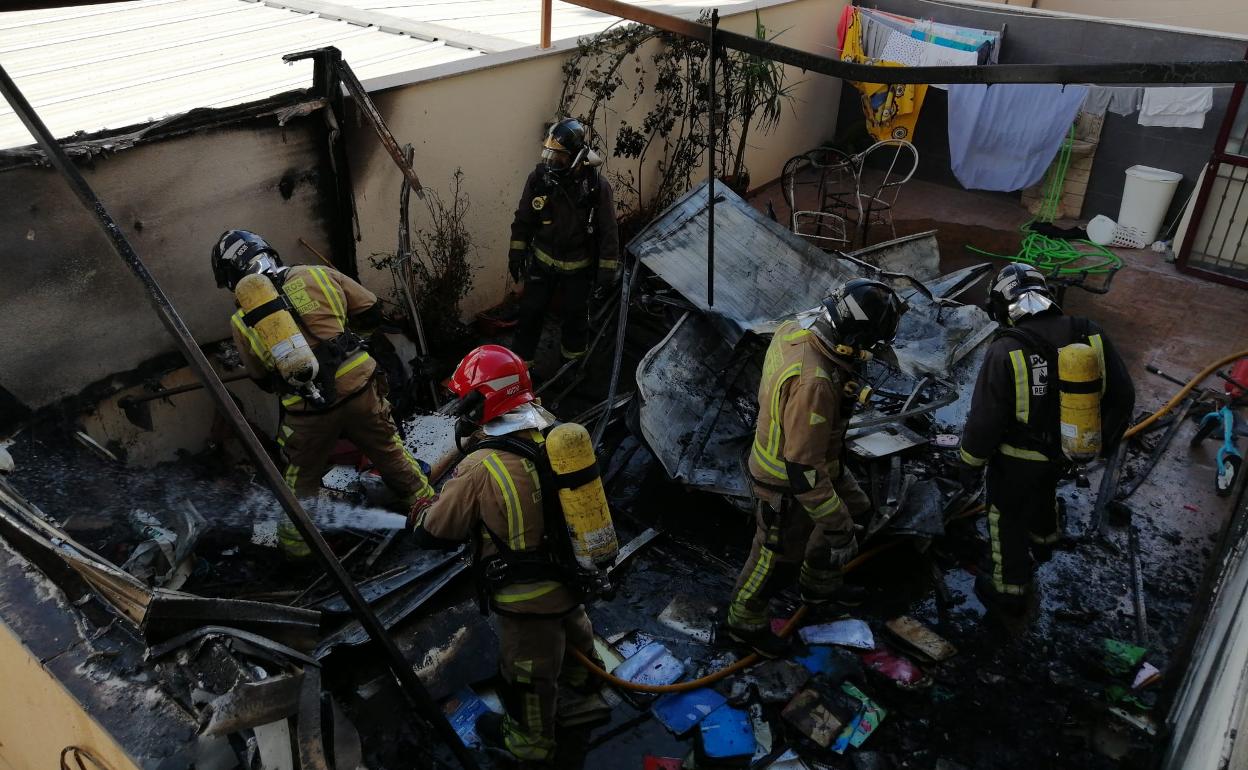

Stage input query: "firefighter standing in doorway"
[
  {"left": 212, "top": 230, "right": 435, "bottom": 558},
  {"left": 726, "top": 279, "right": 907, "bottom": 658},
  {"left": 508, "top": 117, "right": 620, "bottom": 367},
  {"left": 958, "top": 263, "right": 1134, "bottom": 611},
  {"left": 408, "top": 344, "right": 609, "bottom": 764}
]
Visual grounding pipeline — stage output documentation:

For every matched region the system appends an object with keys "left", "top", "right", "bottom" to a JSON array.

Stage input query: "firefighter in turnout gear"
[
  {"left": 212, "top": 230, "right": 435, "bottom": 558},
  {"left": 509, "top": 118, "right": 620, "bottom": 365},
  {"left": 959, "top": 263, "right": 1134, "bottom": 611},
  {"left": 408, "top": 345, "right": 608, "bottom": 763},
  {"left": 726, "top": 279, "right": 906, "bottom": 658}
]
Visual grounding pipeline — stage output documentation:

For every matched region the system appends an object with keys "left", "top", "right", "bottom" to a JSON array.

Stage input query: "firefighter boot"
[
  {"left": 721, "top": 622, "right": 793, "bottom": 659},
  {"left": 974, "top": 573, "right": 1030, "bottom": 616}
]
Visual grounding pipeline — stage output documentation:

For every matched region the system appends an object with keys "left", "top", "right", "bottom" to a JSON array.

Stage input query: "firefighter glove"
[
  {"left": 508, "top": 248, "right": 529, "bottom": 282},
  {"left": 406, "top": 495, "right": 437, "bottom": 534}
]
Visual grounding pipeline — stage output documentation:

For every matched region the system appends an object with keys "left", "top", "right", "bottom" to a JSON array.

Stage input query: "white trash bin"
[{"left": 1117, "top": 165, "right": 1182, "bottom": 247}]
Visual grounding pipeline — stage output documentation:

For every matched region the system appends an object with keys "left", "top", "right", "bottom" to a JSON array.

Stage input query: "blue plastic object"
[
  {"left": 442, "top": 688, "right": 493, "bottom": 748},
  {"left": 652, "top": 688, "right": 727, "bottom": 736},
  {"left": 699, "top": 704, "right": 755, "bottom": 762}
]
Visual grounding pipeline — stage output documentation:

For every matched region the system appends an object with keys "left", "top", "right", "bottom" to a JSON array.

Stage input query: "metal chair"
[
  {"left": 781, "top": 146, "right": 858, "bottom": 249},
  {"left": 849, "top": 139, "right": 918, "bottom": 245}
]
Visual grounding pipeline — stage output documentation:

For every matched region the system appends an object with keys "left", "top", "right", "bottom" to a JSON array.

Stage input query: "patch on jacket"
[
  {"left": 1029, "top": 353, "right": 1048, "bottom": 396},
  {"left": 532, "top": 195, "right": 547, "bottom": 211}
]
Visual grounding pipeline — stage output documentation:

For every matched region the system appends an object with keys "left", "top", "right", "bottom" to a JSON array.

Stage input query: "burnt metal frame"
[
  {"left": 1177, "top": 49, "right": 1248, "bottom": 289},
  {"left": 0, "top": 63, "right": 480, "bottom": 770}
]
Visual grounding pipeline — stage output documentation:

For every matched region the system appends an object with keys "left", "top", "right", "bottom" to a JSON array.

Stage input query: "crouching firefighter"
[
  {"left": 958, "top": 263, "right": 1134, "bottom": 611},
  {"left": 408, "top": 344, "right": 617, "bottom": 763},
  {"left": 726, "top": 279, "right": 906, "bottom": 658},
  {"left": 212, "top": 230, "right": 435, "bottom": 557}
]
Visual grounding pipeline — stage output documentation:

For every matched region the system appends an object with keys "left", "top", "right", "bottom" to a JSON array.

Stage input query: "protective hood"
[
  {"left": 1009, "top": 291, "right": 1057, "bottom": 322},
  {"left": 482, "top": 403, "right": 557, "bottom": 436}
]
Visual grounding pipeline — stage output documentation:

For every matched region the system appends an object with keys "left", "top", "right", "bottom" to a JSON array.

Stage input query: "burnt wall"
[
  {"left": 0, "top": 114, "right": 335, "bottom": 416},
  {"left": 838, "top": 1, "right": 1247, "bottom": 225}
]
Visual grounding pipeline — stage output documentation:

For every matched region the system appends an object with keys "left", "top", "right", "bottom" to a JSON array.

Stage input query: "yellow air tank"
[
  {"left": 546, "top": 422, "right": 618, "bottom": 571},
  {"left": 235, "top": 273, "right": 319, "bottom": 391},
  {"left": 1058, "top": 343, "right": 1102, "bottom": 464}
]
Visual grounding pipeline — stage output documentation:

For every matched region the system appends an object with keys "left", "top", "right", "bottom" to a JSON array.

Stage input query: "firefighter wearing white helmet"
[
  {"left": 508, "top": 118, "right": 620, "bottom": 367},
  {"left": 211, "top": 230, "right": 435, "bottom": 558},
  {"left": 958, "top": 263, "right": 1134, "bottom": 612},
  {"left": 726, "top": 279, "right": 906, "bottom": 659}
]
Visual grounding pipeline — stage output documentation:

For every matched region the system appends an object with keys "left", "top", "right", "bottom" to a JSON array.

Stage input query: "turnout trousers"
[
  {"left": 727, "top": 470, "right": 871, "bottom": 632},
  {"left": 495, "top": 606, "right": 604, "bottom": 762},
  {"left": 277, "top": 378, "right": 434, "bottom": 556},
  {"left": 980, "top": 453, "right": 1060, "bottom": 596},
  {"left": 513, "top": 261, "right": 592, "bottom": 362}
]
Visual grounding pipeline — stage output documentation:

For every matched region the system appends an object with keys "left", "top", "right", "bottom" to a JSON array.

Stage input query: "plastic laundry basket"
[{"left": 1117, "top": 165, "right": 1182, "bottom": 246}]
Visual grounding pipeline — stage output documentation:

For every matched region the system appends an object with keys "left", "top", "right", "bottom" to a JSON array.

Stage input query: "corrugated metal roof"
[{"left": 0, "top": 0, "right": 762, "bottom": 151}]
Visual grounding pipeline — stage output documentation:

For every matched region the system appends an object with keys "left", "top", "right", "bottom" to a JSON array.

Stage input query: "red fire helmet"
[{"left": 447, "top": 345, "right": 534, "bottom": 423}]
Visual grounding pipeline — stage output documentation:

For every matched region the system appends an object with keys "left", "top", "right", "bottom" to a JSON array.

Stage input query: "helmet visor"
[
  {"left": 541, "top": 147, "right": 572, "bottom": 170},
  {"left": 1008, "top": 290, "right": 1055, "bottom": 321}
]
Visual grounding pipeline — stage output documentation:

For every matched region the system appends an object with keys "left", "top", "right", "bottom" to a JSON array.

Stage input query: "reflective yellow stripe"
[
  {"left": 1089, "top": 334, "right": 1107, "bottom": 397},
  {"left": 988, "top": 505, "right": 1006, "bottom": 592},
  {"left": 494, "top": 581, "right": 562, "bottom": 603},
  {"left": 560, "top": 343, "right": 586, "bottom": 360},
  {"left": 533, "top": 245, "right": 591, "bottom": 271},
  {"left": 231, "top": 310, "right": 274, "bottom": 369},
  {"left": 768, "top": 363, "right": 803, "bottom": 457},
  {"left": 960, "top": 447, "right": 988, "bottom": 467},
  {"left": 282, "top": 394, "right": 304, "bottom": 407},
  {"left": 728, "top": 546, "right": 775, "bottom": 628},
  {"left": 308, "top": 267, "right": 346, "bottom": 325},
  {"left": 483, "top": 452, "right": 525, "bottom": 550},
  {"left": 335, "top": 351, "right": 370, "bottom": 378},
  {"left": 802, "top": 494, "right": 843, "bottom": 519},
  {"left": 393, "top": 435, "right": 434, "bottom": 499},
  {"left": 782, "top": 328, "right": 811, "bottom": 342},
  {"left": 1000, "top": 444, "right": 1050, "bottom": 462},
  {"left": 510, "top": 240, "right": 528, "bottom": 250},
  {"left": 1009, "top": 349, "right": 1029, "bottom": 424},
  {"left": 284, "top": 463, "right": 299, "bottom": 492},
  {"left": 751, "top": 440, "right": 788, "bottom": 480},
  {"left": 598, "top": 259, "right": 619, "bottom": 269}
]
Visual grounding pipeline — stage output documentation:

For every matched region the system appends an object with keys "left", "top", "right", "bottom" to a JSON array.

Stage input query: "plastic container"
[
  {"left": 1117, "top": 165, "right": 1182, "bottom": 245},
  {"left": 1086, "top": 214, "right": 1117, "bottom": 246}
]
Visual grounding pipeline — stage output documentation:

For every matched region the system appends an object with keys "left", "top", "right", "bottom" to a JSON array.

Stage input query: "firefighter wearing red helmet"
[{"left": 408, "top": 344, "right": 607, "bottom": 762}]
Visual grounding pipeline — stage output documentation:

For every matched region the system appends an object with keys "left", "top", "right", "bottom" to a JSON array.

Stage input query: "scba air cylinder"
[
  {"left": 545, "top": 422, "right": 619, "bottom": 571},
  {"left": 235, "top": 273, "right": 319, "bottom": 391},
  {"left": 1058, "top": 343, "right": 1102, "bottom": 464}
]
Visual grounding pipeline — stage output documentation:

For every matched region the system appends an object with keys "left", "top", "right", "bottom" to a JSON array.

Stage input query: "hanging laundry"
[
  {"left": 842, "top": 9, "right": 929, "bottom": 142},
  {"left": 881, "top": 30, "right": 924, "bottom": 67},
  {"left": 1138, "top": 87, "right": 1214, "bottom": 129},
  {"left": 1081, "top": 86, "right": 1144, "bottom": 117},
  {"left": 947, "top": 83, "right": 1089, "bottom": 191},
  {"left": 917, "top": 38, "right": 980, "bottom": 68},
  {"left": 860, "top": 13, "right": 896, "bottom": 60}
]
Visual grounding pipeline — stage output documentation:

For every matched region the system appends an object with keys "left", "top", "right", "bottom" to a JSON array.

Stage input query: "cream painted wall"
[
  {"left": 348, "top": 0, "right": 847, "bottom": 318},
  {"left": 976, "top": 0, "right": 1248, "bottom": 36}
]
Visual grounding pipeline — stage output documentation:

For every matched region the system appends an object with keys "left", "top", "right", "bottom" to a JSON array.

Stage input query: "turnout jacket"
[
  {"left": 231, "top": 265, "right": 379, "bottom": 413},
  {"left": 961, "top": 311, "right": 1135, "bottom": 466},
  {"left": 509, "top": 164, "right": 619, "bottom": 284},
  {"left": 748, "top": 320, "right": 859, "bottom": 520},
  {"left": 412, "top": 430, "right": 577, "bottom": 616}
]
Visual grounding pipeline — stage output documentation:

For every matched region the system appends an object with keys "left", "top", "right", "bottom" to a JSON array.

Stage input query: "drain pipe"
[{"left": 0, "top": 64, "right": 479, "bottom": 770}]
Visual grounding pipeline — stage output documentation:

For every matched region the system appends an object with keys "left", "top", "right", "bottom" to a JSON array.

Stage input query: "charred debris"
[{"left": 0, "top": 176, "right": 1228, "bottom": 770}]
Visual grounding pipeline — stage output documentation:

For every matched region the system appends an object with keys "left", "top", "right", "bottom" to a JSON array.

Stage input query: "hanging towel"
[
  {"left": 1138, "top": 87, "right": 1213, "bottom": 129},
  {"left": 918, "top": 38, "right": 980, "bottom": 68},
  {"left": 861, "top": 14, "right": 895, "bottom": 60},
  {"left": 881, "top": 29, "right": 924, "bottom": 67},
  {"left": 842, "top": 10, "right": 929, "bottom": 142},
  {"left": 947, "top": 84, "right": 1089, "bottom": 191},
  {"left": 1082, "top": 86, "right": 1144, "bottom": 117}
]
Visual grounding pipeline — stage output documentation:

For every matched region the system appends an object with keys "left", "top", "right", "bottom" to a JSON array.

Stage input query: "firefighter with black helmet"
[
  {"left": 958, "top": 262, "right": 1134, "bottom": 612},
  {"left": 725, "top": 278, "right": 906, "bottom": 658},
  {"left": 408, "top": 344, "right": 611, "bottom": 763},
  {"left": 508, "top": 117, "right": 620, "bottom": 367},
  {"left": 211, "top": 230, "right": 435, "bottom": 557}
]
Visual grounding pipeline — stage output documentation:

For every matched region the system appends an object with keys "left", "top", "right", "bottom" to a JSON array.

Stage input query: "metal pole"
[
  {"left": 541, "top": 0, "right": 552, "bottom": 49},
  {"left": 398, "top": 144, "right": 441, "bottom": 407},
  {"left": 0, "top": 64, "right": 479, "bottom": 770},
  {"left": 707, "top": 9, "right": 717, "bottom": 309},
  {"left": 556, "top": 0, "right": 1248, "bottom": 85}
]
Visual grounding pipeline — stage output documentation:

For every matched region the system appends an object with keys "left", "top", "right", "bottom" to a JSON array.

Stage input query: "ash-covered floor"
[{"left": 3, "top": 176, "right": 1247, "bottom": 770}]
